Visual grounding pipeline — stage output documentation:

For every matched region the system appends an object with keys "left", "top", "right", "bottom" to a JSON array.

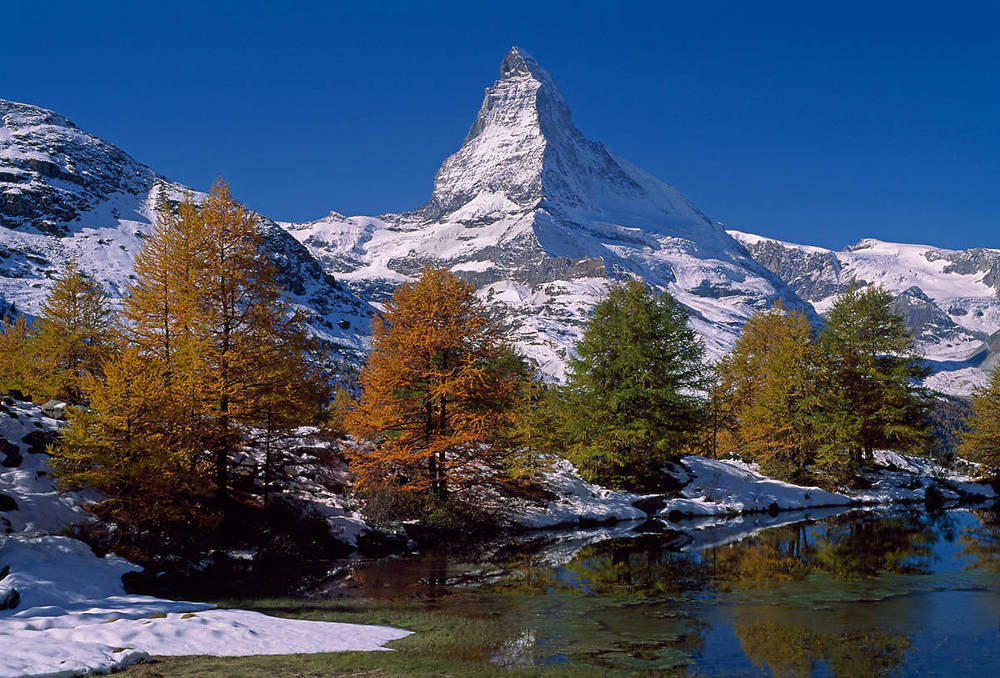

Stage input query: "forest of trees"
[{"left": 2, "top": 180, "right": 998, "bottom": 556}]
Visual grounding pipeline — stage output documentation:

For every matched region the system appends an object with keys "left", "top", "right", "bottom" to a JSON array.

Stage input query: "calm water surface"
[{"left": 205, "top": 507, "right": 1000, "bottom": 676}]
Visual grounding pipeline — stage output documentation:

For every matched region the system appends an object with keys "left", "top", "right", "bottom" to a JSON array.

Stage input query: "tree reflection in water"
[
  {"left": 329, "top": 508, "right": 998, "bottom": 673},
  {"left": 736, "top": 620, "right": 910, "bottom": 678},
  {"left": 961, "top": 509, "right": 1000, "bottom": 573}
]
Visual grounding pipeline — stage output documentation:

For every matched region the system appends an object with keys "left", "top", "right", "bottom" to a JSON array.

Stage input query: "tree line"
[
  {"left": 1, "top": 181, "right": 329, "bottom": 555},
  {"left": 2, "top": 182, "right": 999, "bottom": 554}
]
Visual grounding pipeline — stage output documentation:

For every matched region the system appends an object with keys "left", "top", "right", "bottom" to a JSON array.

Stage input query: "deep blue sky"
[{"left": 4, "top": 1, "right": 997, "bottom": 249}]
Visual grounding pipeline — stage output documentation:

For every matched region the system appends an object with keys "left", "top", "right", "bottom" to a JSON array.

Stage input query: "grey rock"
[
  {"left": 0, "top": 439, "right": 21, "bottom": 468},
  {"left": 40, "top": 399, "right": 67, "bottom": 420},
  {"left": 0, "top": 493, "right": 17, "bottom": 512}
]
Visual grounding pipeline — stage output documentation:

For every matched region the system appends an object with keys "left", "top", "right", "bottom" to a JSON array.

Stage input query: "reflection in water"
[
  {"left": 735, "top": 621, "right": 910, "bottom": 678},
  {"left": 961, "top": 509, "right": 1000, "bottom": 573},
  {"left": 212, "top": 508, "right": 1000, "bottom": 674}
]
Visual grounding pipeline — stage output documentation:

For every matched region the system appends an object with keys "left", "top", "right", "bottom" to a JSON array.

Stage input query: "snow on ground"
[
  {"left": 853, "top": 450, "right": 996, "bottom": 504},
  {"left": 663, "top": 456, "right": 852, "bottom": 516},
  {"left": 1, "top": 395, "right": 996, "bottom": 676},
  {"left": 512, "top": 452, "right": 995, "bottom": 532},
  {"left": 0, "top": 538, "right": 411, "bottom": 678},
  {"left": 0, "top": 401, "right": 411, "bottom": 678},
  {"left": 505, "top": 457, "right": 645, "bottom": 528}
]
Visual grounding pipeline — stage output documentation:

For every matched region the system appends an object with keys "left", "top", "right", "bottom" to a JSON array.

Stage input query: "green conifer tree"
[
  {"left": 818, "top": 283, "right": 931, "bottom": 470},
  {"left": 561, "top": 280, "right": 711, "bottom": 490}
]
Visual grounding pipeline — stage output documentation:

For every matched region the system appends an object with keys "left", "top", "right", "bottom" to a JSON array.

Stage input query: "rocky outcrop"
[{"left": 0, "top": 100, "right": 375, "bottom": 360}]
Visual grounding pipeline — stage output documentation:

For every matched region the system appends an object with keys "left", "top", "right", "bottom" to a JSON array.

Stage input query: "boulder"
[
  {"left": 22, "top": 430, "right": 58, "bottom": 455},
  {"left": 0, "top": 493, "right": 18, "bottom": 512},
  {"left": 41, "top": 399, "right": 68, "bottom": 420},
  {"left": 1, "top": 439, "right": 22, "bottom": 468},
  {"left": 0, "top": 587, "right": 20, "bottom": 610},
  {"left": 2, "top": 389, "right": 26, "bottom": 402}
]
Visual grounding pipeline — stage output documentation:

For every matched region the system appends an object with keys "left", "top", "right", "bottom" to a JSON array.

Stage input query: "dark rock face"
[
  {"left": 926, "top": 248, "right": 1000, "bottom": 291},
  {"left": 890, "top": 287, "right": 981, "bottom": 347},
  {"left": 0, "top": 492, "right": 18, "bottom": 512},
  {"left": 0, "top": 100, "right": 155, "bottom": 233},
  {"left": 0, "top": 439, "right": 22, "bottom": 468},
  {"left": 21, "top": 430, "right": 58, "bottom": 455},
  {"left": 0, "top": 587, "right": 19, "bottom": 610},
  {"left": 735, "top": 237, "right": 847, "bottom": 301}
]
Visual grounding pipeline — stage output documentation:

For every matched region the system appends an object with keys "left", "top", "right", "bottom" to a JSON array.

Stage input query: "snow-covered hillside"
[
  {"left": 0, "top": 99, "right": 374, "bottom": 358},
  {"left": 731, "top": 231, "right": 1000, "bottom": 395},
  {"left": 285, "top": 47, "right": 812, "bottom": 380}
]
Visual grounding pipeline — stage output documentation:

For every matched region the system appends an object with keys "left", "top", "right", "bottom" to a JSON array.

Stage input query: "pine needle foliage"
[
  {"left": 716, "top": 304, "right": 822, "bottom": 481},
  {"left": 561, "top": 280, "right": 711, "bottom": 491},
  {"left": 817, "top": 283, "right": 932, "bottom": 470},
  {"left": 347, "top": 267, "right": 529, "bottom": 508},
  {"left": 960, "top": 364, "right": 1000, "bottom": 477},
  {"left": 0, "top": 314, "right": 33, "bottom": 394},
  {"left": 31, "top": 260, "right": 114, "bottom": 403},
  {"left": 53, "top": 179, "right": 329, "bottom": 542}
]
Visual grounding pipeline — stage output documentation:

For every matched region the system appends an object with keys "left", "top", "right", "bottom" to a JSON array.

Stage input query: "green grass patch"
[{"left": 122, "top": 596, "right": 687, "bottom": 677}]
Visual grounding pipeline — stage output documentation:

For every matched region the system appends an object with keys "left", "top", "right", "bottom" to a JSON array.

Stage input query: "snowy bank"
[
  {"left": 0, "top": 399, "right": 411, "bottom": 678},
  {"left": 508, "top": 452, "right": 994, "bottom": 531},
  {"left": 504, "top": 457, "right": 645, "bottom": 528}
]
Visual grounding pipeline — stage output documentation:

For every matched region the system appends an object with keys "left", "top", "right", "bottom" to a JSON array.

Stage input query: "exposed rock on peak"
[
  {"left": 290, "top": 49, "right": 812, "bottom": 379},
  {"left": 0, "top": 100, "right": 373, "bottom": 358}
]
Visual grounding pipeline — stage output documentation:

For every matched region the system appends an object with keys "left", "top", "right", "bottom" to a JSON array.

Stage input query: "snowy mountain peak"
[
  {"left": 1, "top": 98, "right": 154, "bottom": 234},
  {"left": 0, "top": 99, "right": 374, "bottom": 357},
  {"left": 288, "top": 48, "right": 814, "bottom": 379},
  {"left": 1, "top": 99, "right": 76, "bottom": 131}
]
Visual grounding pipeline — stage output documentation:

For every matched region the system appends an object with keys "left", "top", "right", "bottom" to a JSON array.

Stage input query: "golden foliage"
[{"left": 347, "top": 267, "right": 526, "bottom": 503}]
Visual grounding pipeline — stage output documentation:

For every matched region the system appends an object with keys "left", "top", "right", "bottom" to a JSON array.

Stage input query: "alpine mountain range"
[{"left": 2, "top": 47, "right": 997, "bottom": 395}]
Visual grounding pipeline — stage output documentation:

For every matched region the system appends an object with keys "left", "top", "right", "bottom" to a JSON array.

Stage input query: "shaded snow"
[{"left": 0, "top": 404, "right": 409, "bottom": 677}]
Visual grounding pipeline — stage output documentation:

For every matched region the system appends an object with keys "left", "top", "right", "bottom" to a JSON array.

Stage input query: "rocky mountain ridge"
[
  {"left": 731, "top": 231, "right": 1000, "bottom": 395},
  {"left": 285, "top": 47, "right": 812, "bottom": 379},
  {"left": 2, "top": 48, "right": 996, "bottom": 395},
  {"left": 0, "top": 99, "right": 373, "bottom": 358}
]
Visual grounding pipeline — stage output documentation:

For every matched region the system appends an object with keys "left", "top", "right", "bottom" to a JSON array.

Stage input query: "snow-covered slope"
[
  {"left": 285, "top": 47, "right": 812, "bottom": 379},
  {"left": 731, "top": 231, "right": 1000, "bottom": 395},
  {"left": 0, "top": 99, "right": 374, "bottom": 357}
]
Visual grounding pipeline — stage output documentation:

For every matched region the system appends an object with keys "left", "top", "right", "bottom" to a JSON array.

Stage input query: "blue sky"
[{"left": 4, "top": 1, "right": 997, "bottom": 249}]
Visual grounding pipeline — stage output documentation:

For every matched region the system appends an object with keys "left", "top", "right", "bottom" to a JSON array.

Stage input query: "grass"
[{"left": 122, "top": 596, "right": 689, "bottom": 677}]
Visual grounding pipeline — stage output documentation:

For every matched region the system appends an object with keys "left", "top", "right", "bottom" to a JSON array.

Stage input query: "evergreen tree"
[
  {"left": 33, "top": 260, "right": 114, "bottom": 404},
  {"left": 347, "top": 267, "right": 528, "bottom": 506},
  {"left": 561, "top": 281, "right": 711, "bottom": 490},
  {"left": 959, "top": 364, "right": 1000, "bottom": 477},
  {"left": 818, "top": 283, "right": 931, "bottom": 469},
  {"left": 716, "top": 304, "right": 822, "bottom": 481}
]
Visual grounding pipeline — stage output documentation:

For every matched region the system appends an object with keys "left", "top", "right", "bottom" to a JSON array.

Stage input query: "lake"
[{"left": 163, "top": 507, "right": 1000, "bottom": 676}]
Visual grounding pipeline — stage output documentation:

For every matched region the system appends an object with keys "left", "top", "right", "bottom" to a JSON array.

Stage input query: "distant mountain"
[
  {"left": 0, "top": 99, "right": 373, "bottom": 358},
  {"left": 285, "top": 47, "right": 811, "bottom": 379},
  {"left": 731, "top": 231, "right": 1000, "bottom": 395},
  {"left": 3, "top": 49, "right": 995, "bottom": 396}
]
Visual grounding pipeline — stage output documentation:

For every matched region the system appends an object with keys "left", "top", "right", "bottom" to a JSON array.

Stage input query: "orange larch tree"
[{"left": 347, "top": 267, "right": 527, "bottom": 505}]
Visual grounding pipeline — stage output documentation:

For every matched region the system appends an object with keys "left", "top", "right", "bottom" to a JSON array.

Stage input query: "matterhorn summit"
[{"left": 287, "top": 47, "right": 809, "bottom": 378}]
